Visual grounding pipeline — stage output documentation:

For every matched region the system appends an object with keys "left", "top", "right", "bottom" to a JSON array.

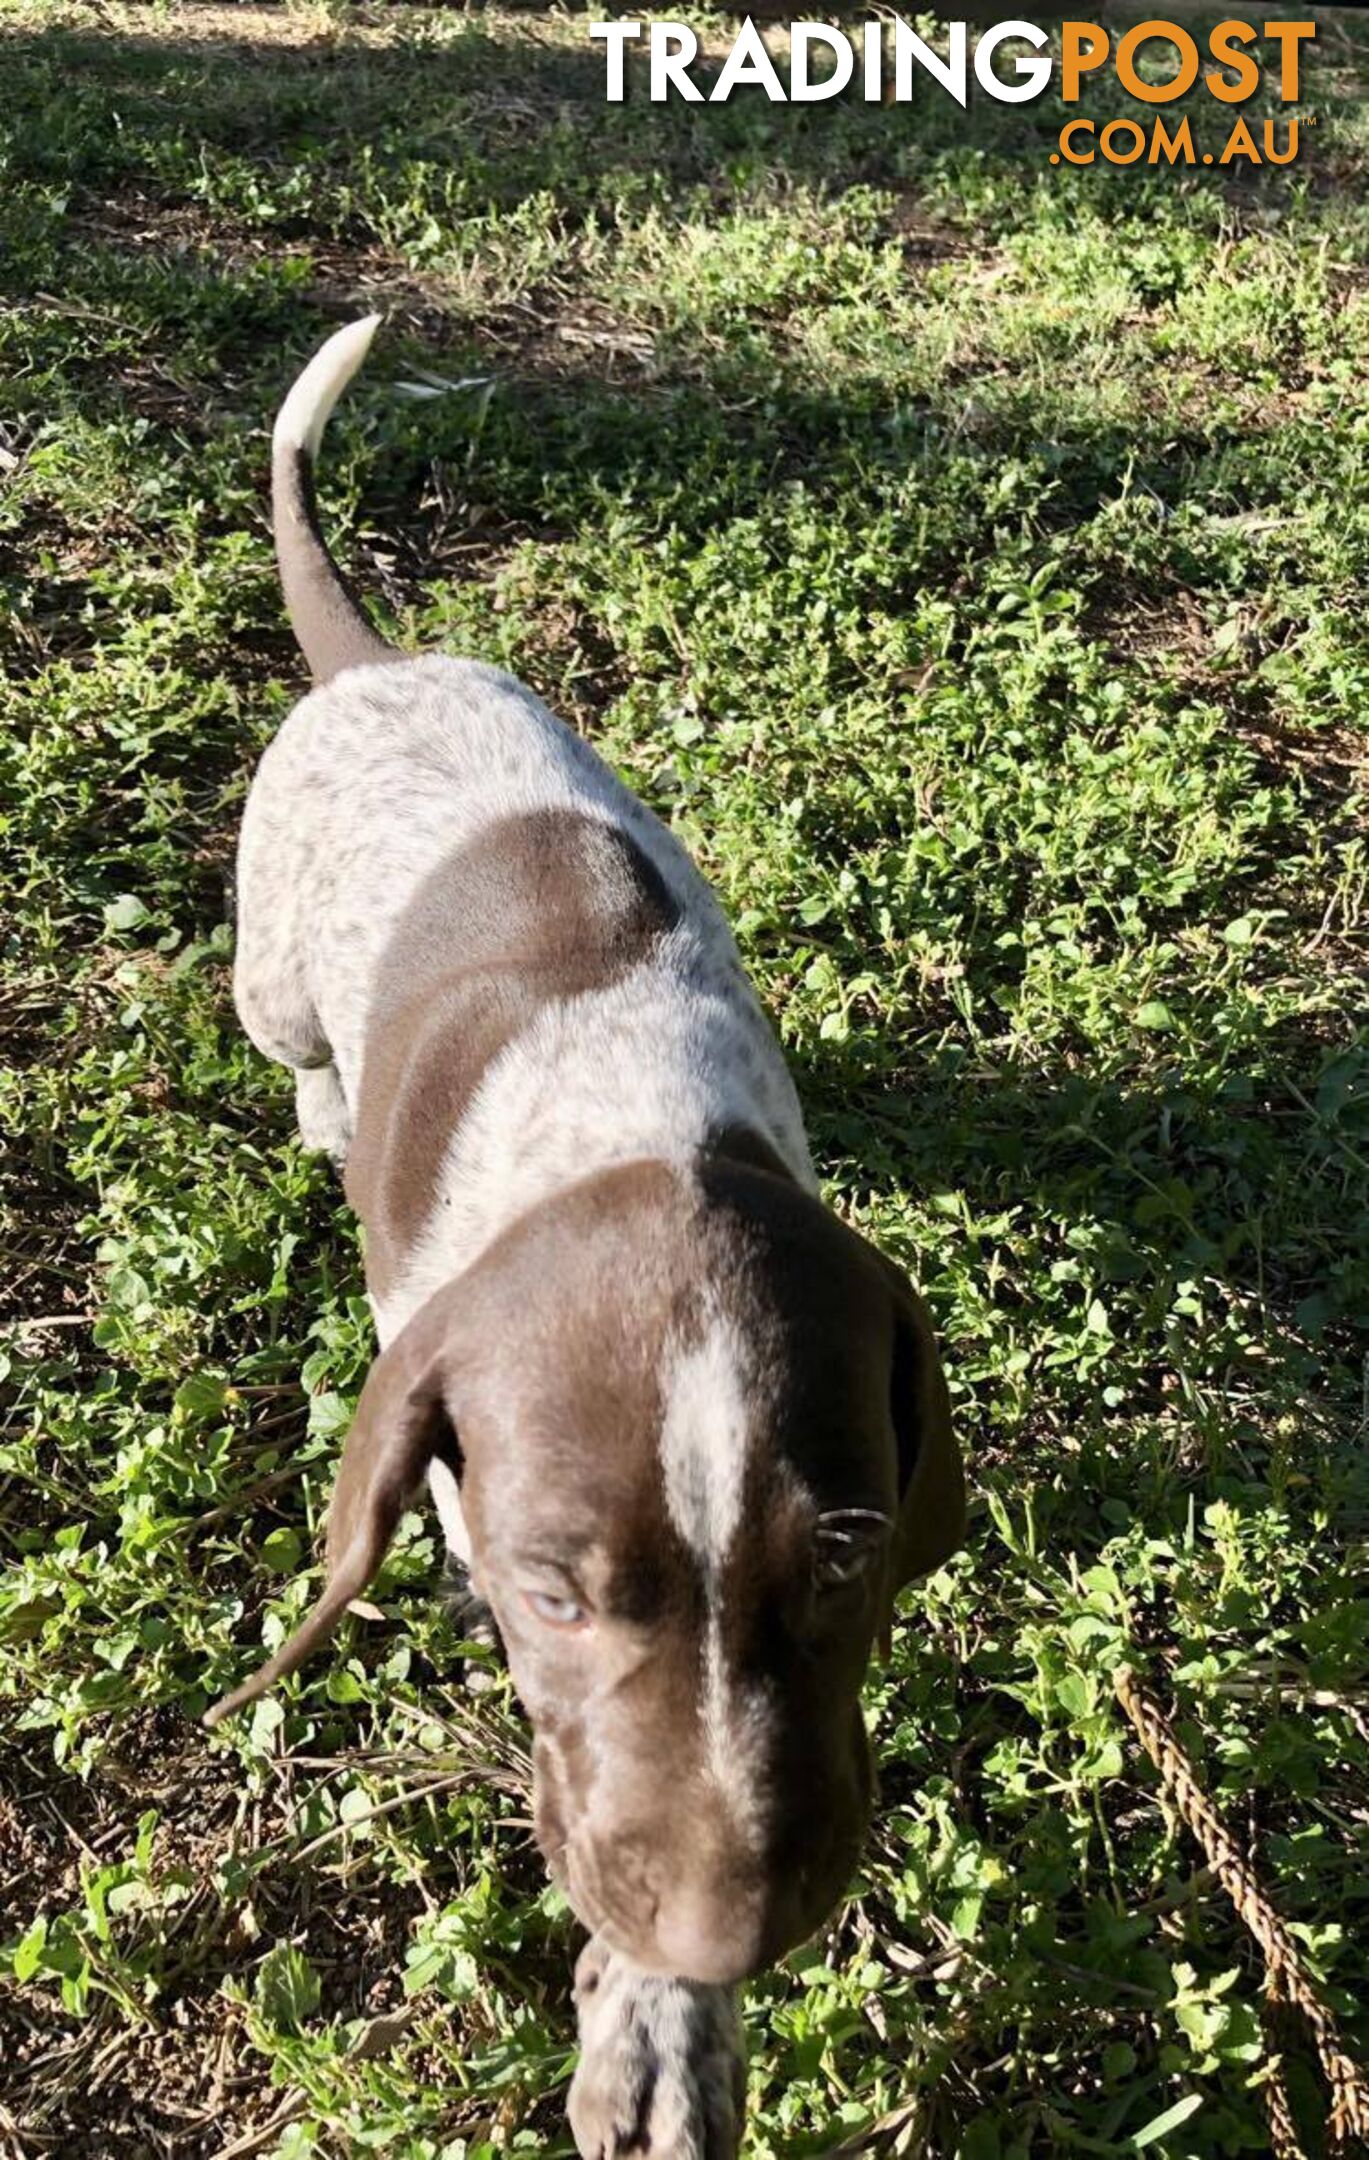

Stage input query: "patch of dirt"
[
  {"left": 0, "top": 1706, "right": 548, "bottom": 2157},
  {"left": 65, "top": 186, "right": 664, "bottom": 402},
  {"left": 0, "top": 1216, "right": 90, "bottom": 1344},
  {"left": 887, "top": 199, "right": 977, "bottom": 267},
  {"left": 1081, "top": 580, "right": 1213, "bottom": 681},
  {"left": 0, "top": 1730, "right": 254, "bottom": 2156},
  {"left": 1237, "top": 709, "right": 1369, "bottom": 794}
]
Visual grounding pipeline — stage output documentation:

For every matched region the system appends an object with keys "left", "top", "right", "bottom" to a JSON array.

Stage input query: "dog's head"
[{"left": 206, "top": 1154, "right": 963, "bottom": 1983}]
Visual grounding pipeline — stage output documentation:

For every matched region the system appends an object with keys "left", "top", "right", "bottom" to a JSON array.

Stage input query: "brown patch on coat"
[{"left": 345, "top": 809, "right": 681, "bottom": 1299}]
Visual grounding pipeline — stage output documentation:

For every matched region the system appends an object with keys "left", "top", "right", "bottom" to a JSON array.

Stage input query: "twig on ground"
[
  {"left": 827, "top": 2093, "right": 922, "bottom": 2157},
  {"left": 215, "top": 2092, "right": 307, "bottom": 2159},
  {"left": 1115, "top": 1664, "right": 1369, "bottom": 2159},
  {"left": 192, "top": 1467, "right": 301, "bottom": 1531}
]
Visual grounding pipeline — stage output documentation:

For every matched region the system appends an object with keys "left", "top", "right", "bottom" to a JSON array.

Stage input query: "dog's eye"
[
  {"left": 813, "top": 1508, "right": 892, "bottom": 1591},
  {"left": 813, "top": 1543, "right": 874, "bottom": 1590},
  {"left": 523, "top": 1588, "right": 588, "bottom": 1629}
]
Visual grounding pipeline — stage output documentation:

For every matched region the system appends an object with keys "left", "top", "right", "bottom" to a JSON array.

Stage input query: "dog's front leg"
[
  {"left": 293, "top": 1061, "right": 351, "bottom": 1164},
  {"left": 569, "top": 1935, "right": 746, "bottom": 2160}
]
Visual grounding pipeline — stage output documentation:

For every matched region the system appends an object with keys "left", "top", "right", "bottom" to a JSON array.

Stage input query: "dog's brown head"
[{"left": 205, "top": 1153, "right": 963, "bottom": 1984}]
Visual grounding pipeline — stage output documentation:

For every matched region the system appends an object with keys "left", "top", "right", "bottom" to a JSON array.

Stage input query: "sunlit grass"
[{"left": 1, "top": 6, "right": 1366, "bottom": 2154}]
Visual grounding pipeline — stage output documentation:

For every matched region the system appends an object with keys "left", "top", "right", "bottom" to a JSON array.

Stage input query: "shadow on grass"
[
  {"left": 5, "top": 13, "right": 1366, "bottom": 1430},
  {"left": 4, "top": 9, "right": 1367, "bottom": 219}
]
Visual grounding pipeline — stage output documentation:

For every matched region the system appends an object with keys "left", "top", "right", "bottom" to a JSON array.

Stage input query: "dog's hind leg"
[
  {"left": 233, "top": 773, "right": 355, "bottom": 1161},
  {"left": 236, "top": 944, "right": 353, "bottom": 1164}
]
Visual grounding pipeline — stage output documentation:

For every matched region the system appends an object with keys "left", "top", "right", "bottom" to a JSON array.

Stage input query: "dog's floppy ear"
[
  {"left": 202, "top": 1288, "right": 461, "bottom": 1730},
  {"left": 876, "top": 1255, "right": 964, "bottom": 1623}
]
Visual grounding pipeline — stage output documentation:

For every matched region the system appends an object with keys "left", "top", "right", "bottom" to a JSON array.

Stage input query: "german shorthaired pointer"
[{"left": 205, "top": 319, "right": 965, "bottom": 2158}]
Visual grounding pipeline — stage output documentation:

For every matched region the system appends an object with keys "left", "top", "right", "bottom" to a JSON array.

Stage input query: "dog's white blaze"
[
  {"left": 660, "top": 1318, "right": 764, "bottom": 1823},
  {"left": 661, "top": 1318, "right": 749, "bottom": 1570}
]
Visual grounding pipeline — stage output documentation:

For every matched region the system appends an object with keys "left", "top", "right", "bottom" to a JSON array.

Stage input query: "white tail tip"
[{"left": 273, "top": 314, "right": 383, "bottom": 460}]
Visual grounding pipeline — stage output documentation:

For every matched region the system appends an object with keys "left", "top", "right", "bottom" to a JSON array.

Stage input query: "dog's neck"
[{"left": 368, "top": 1026, "right": 815, "bottom": 1350}]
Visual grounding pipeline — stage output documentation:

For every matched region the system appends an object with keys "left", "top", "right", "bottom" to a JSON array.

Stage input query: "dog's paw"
[
  {"left": 439, "top": 1555, "right": 504, "bottom": 1693},
  {"left": 568, "top": 1937, "right": 746, "bottom": 2160}
]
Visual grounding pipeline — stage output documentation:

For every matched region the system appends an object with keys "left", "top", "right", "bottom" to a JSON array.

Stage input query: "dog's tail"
[{"left": 272, "top": 315, "right": 398, "bottom": 684}]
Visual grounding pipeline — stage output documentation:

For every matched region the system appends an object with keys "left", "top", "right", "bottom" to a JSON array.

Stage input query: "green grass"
[{"left": 2, "top": 4, "right": 1367, "bottom": 2154}]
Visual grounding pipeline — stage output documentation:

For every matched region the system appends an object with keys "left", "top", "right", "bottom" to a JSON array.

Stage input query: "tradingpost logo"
[
  {"left": 590, "top": 17, "right": 1317, "bottom": 168},
  {"left": 1053, "top": 16, "right": 1314, "bottom": 166}
]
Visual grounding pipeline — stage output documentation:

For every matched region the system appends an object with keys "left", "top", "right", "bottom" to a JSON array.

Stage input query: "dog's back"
[{"left": 234, "top": 323, "right": 813, "bottom": 1344}]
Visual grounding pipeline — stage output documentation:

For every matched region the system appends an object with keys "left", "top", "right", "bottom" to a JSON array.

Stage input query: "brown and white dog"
[{"left": 205, "top": 318, "right": 966, "bottom": 2157}]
